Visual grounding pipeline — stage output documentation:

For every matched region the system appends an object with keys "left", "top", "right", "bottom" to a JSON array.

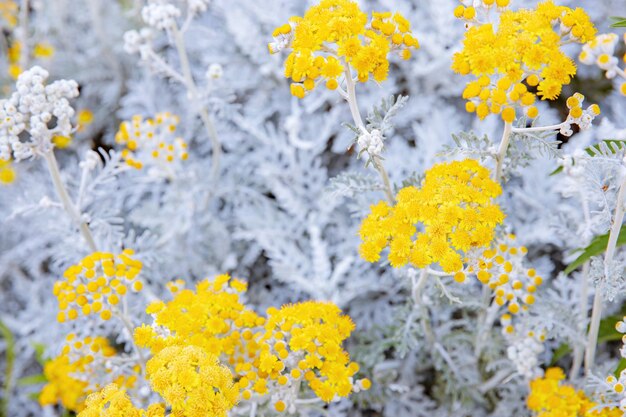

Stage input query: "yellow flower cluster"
[
  {"left": 246, "top": 301, "right": 367, "bottom": 404},
  {"left": 359, "top": 159, "right": 504, "bottom": 273},
  {"left": 269, "top": 0, "right": 418, "bottom": 98},
  {"left": 77, "top": 384, "right": 145, "bottom": 417},
  {"left": 454, "top": 0, "right": 511, "bottom": 21},
  {"left": 135, "top": 274, "right": 369, "bottom": 409},
  {"left": 0, "top": 159, "right": 16, "bottom": 184},
  {"left": 53, "top": 250, "right": 143, "bottom": 323},
  {"left": 134, "top": 274, "right": 261, "bottom": 363},
  {"left": 452, "top": 1, "right": 596, "bottom": 122},
  {"left": 472, "top": 235, "right": 542, "bottom": 316},
  {"left": 527, "top": 368, "right": 621, "bottom": 417},
  {"left": 0, "top": 0, "right": 18, "bottom": 27},
  {"left": 6, "top": 41, "right": 54, "bottom": 79},
  {"left": 115, "top": 112, "right": 189, "bottom": 170},
  {"left": 146, "top": 345, "right": 239, "bottom": 417},
  {"left": 39, "top": 335, "right": 133, "bottom": 412}
]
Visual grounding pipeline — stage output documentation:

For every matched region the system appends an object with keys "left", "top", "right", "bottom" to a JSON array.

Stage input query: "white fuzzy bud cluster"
[
  {"left": 357, "top": 129, "right": 384, "bottom": 160},
  {"left": 141, "top": 2, "right": 181, "bottom": 31},
  {"left": 502, "top": 317, "right": 546, "bottom": 379},
  {"left": 206, "top": 63, "right": 223, "bottom": 80},
  {"left": 579, "top": 34, "right": 623, "bottom": 78},
  {"left": 0, "top": 66, "right": 78, "bottom": 161},
  {"left": 123, "top": 28, "right": 154, "bottom": 59},
  {"left": 187, "top": 0, "right": 211, "bottom": 14}
]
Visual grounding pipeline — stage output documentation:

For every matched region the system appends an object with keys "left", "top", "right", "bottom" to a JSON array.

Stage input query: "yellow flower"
[
  {"left": 0, "top": 159, "right": 16, "bottom": 185},
  {"left": 40, "top": 335, "right": 121, "bottom": 412},
  {"left": 527, "top": 368, "right": 622, "bottom": 416},
  {"left": 33, "top": 43, "right": 55, "bottom": 59},
  {"left": 115, "top": 112, "right": 188, "bottom": 170},
  {"left": 145, "top": 345, "right": 238, "bottom": 417},
  {"left": 453, "top": 1, "right": 595, "bottom": 122},
  {"left": 359, "top": 159, "right": 504, "bottom": 272},
  {"left": 270, "top": 0, "right": 418, "bottom": 98},
  {"left": 53, "top": 250, "right": 142, "bottom": 323},
  {"left": 0, "top": 0, "right": 18, "bottom": 27},
  {"left": 135, "top": 274, "right": 369, "bottom": 404},
  {"left": 77, "top": 384, "right": 143, "bottom": 417}
]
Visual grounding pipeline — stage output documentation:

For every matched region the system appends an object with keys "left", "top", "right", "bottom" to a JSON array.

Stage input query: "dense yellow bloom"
[
  {"left": 0, "top": 159, "right": 16, "bottom": 184},
  {"left": 39, "top": 355, "right": 89, "bottom": 412},
  {"left": 39, "top": 335, "right": 123, "bottom": 412},
  {"left": 146, "top": 345, "right": 238, "bottom": 417},
  {"left": 453, "top": 1, "right": 596, "bottom": 122},
  {"left": 359, "top": 159, "right": 504, "bottom": 272},
  {"left": 53, "top": 249, "right": 143, "bottom": 323},
  {"left": 251, "top": 301, "right": 365, "bottom": 402},
  {"left": 77, "top": 384, "right": 143, "bottom": 417},
  {"left": 269, "top": 0, "right": 418, "bottom": 98},
  {"left": 134, "top": 274, "right": 262, "bottom": 362},
  {"left": 115, "top": 112, "right": 188, "bottom": 170},
  {"left": 136, "top": 274, "right": 369, "bottom": 405},
  {"left": 527, "top": 368, "right": 621, "bottom": 417}
]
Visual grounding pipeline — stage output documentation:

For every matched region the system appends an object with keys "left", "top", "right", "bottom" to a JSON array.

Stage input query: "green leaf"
[
  {"left": 615, "top": 358, "right": 626, "bottom": 378},
  {"left": 17, "top": 374, "right": 47, "bottom": 386},
  {"left": 549, "top": 166, "right": 563, "bottom": 176},
  {"left": 32, "top": 343, "right": 46, "bottom": 365},
  {"left": 610, "top": 16, "right": 626, "bottom": 28},
  {"left": 550, "top": 343, "right": 571, "bottom": 365},
  {"left": 585, "top": 140, "right": 626, "bottom": 157},
  {"left": 0, "top": 319, "right": 15, "bottom": 417},
  {"left": 597, "top": 314, "right": 625, "bottom": 344},
  {"left": 563, "top": 225, "right": 626, "bottom": 275}
]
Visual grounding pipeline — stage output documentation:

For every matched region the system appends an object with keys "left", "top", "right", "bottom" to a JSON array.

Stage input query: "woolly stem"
[
  {"left": 18, "top": 0, "right": 29, "bottom": 70},
  {"left": 511, "top": 122, "right": 566, "bottom": 133},
  {"left": 412, "top": 268, "right": 429, "bottom": 304},
  {"left": 585, "top": 173, "right": 626, "bottom": 374},
  {"left": 43, "top": 150, "right": 98, "bottom": 253},
  {"left": 171, "top": 24, "right": 221, "bottom": 189},
  {"left": 343, "top": 64, "right": 395, "bottom": 204},
  {"left": 495, "top": 122, "right": 512, "bottom": 182},
  {"left": 570, "top": 260, "right": 589, "bottom": 379}
]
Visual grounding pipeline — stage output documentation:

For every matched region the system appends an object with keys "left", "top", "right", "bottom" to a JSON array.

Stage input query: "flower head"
[
  {"left": 53, "top": 250, "right": 143, "bottom": 323},
  {"left": 359, "top": 159, "right": 504, "bottom": 272},
  {"left": 146, "top": 345, "right": 238, "bottom": 417},
  {"left": 77, "top": 384, "right": 143, "bottom": 417},
  {"left": 453, "top": 1, "right": 596, "bottom": 122},
  {"left": 115, "top": 112, "right": 188, "bottom": 173},
  {"left": 270, "top": 0, "right": 418, "bottom": 98}
]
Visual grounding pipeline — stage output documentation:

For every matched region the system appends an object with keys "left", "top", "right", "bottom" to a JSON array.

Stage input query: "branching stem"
[{"left": 343, "top": 63, "right": 395, "bottom": 204}]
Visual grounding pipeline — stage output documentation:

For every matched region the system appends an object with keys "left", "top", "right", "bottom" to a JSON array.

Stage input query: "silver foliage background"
[{"left": 1, "top": 0, "right": 626, "bottom": 416}]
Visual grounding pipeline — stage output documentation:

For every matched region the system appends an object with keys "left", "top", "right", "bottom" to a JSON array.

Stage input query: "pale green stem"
[
  {"left": 18, "top": 0, "right": 29, "bottom": 70},
  {"left": 570, "top": 260, "right": 589, "bottom": 379},
  {"left": 43, "top": 150, "right": 98, "bottom": 253},
  {"left": 343, "top": 64, "right": 395, "bottom": 204},
  {"left": 171, "top": 24, "right": 221, "bottom": 188}
]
